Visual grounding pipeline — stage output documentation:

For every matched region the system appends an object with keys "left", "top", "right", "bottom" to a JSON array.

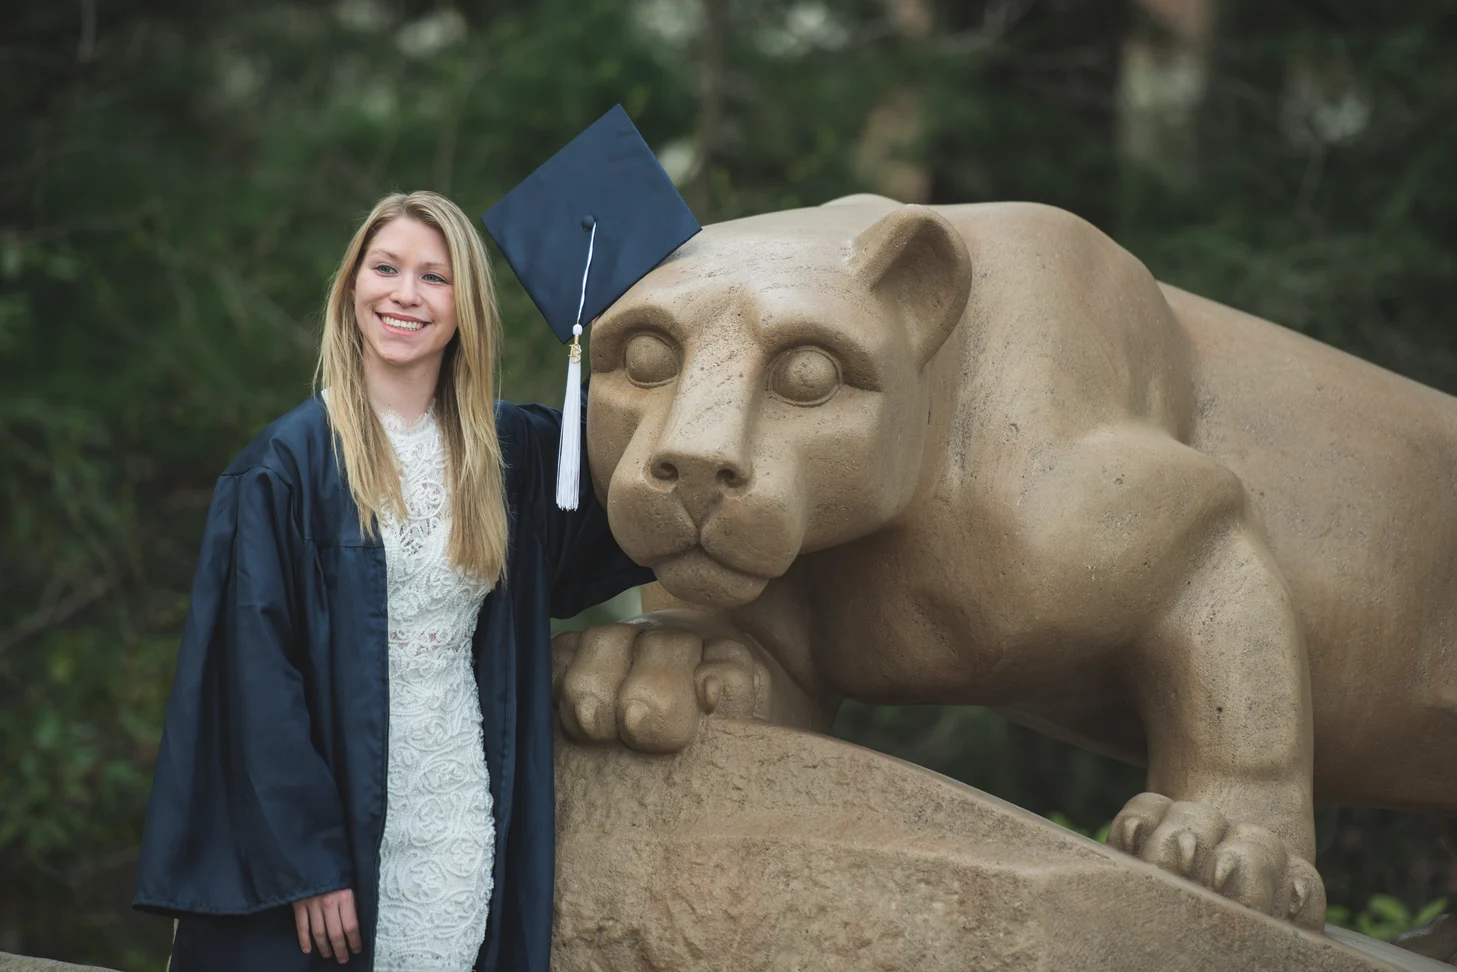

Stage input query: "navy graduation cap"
[{"left": 483, "top": 105, "right": 701, "bottom": 509}]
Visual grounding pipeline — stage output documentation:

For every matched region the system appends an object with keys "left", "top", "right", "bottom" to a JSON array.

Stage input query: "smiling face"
[
  {"left": 352, "top": 216, "right": 459, "bottom": 378},
  {"left": 588, "top": 203, "right": 972, "bottom": 608}
]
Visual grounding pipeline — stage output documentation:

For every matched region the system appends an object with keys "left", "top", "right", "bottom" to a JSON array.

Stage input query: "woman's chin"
[
  {"left": 364, "top": 341, "right": 445, "bottom": 373},
  {"left": 653, "top": 548, "right": 769, "bottom": 608}
]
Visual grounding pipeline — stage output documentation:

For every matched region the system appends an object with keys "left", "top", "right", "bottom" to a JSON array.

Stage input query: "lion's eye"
[
  {"left": 770, "top": 346, "right": 840, "bottom": 406},
  {"left": 623, "top": 332, "right": 679, "bottom": 386}
]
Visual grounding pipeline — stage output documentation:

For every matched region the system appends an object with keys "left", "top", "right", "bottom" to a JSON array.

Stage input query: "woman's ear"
[{"left": 848, "top": 205, "right": 972, "bottom": 367}]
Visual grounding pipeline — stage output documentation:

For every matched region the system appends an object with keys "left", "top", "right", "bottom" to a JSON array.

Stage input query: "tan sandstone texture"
[
  {"left": 551, "top": 720, "right": 1448, "bottom": 972},
  {"left": 0, "top": 956, "right": 118, "bottom": 972}
]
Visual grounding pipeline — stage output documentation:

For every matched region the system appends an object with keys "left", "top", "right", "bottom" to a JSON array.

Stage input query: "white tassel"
[
  {"left": 556, "top": 220, "right": 596, "bottom": 510},
  {"left": 555, "top": 324, "right": 584, "bottom": 510}
]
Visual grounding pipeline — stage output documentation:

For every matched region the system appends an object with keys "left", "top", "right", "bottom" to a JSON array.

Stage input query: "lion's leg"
[
  {"left": 1008, "top": 427, "right": 1324, "bottom": 926},
  {"left": 1108, "top": 517, "right": 1324, "bottom": 927},
  {"left": 1006, "top": 426, "right": 1326, "bottom": 927},
  {"left": 1394, "top": 820, "right": 1457, "bottom": 964}
]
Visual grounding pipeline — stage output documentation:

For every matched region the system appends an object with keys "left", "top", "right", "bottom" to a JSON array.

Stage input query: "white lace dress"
[{"left": 373, "top": 406, "right": 495, "bottom": 972}]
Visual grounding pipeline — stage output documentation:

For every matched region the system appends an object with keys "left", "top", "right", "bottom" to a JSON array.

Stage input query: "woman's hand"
[{"left": 292, "top": 888, "right": 362, "bottom": 963}]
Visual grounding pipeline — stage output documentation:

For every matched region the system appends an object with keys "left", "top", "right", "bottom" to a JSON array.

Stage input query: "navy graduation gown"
[{"left": 133, "top": 391, "right": 652, "bottom": 972}]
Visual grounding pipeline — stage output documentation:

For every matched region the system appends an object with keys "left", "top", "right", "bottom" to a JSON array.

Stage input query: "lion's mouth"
[
  {"left": 649, "top": 546, "right": 774, "bottom": 608},
  {"left": 634, "top": 532, "right": 775, "bottom": 583},
  {"left": 620, "top": 525, "right": 782, "bottom": 607}
]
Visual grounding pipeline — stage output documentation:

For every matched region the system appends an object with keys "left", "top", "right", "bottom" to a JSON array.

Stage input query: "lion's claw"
[
  {"left": 1174, "top": 830, "right": 1198, "bottom": 873},
  {"left": 1107, "top": 792, "right": 1326, "bottom": 929}
]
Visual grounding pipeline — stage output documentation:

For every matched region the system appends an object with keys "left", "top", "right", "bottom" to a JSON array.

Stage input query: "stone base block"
[{"left": 552, "top": 720, "right": 1448, "bottom": 972}]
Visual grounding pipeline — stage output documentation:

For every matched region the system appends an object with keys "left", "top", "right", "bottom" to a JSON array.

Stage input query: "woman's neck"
[{"left": 362, "top": 352, "right": 443, "bottom": 424}]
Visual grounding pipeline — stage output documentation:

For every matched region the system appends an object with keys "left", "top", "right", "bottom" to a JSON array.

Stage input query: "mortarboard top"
[
  {"left": 482, "top": 104, "right": 701, "bottom": 345},
  {"left": 481, "top": 104, "right": 701, "bottom": 510}
]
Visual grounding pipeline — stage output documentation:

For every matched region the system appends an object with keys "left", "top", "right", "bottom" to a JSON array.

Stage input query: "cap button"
[{"left": 580, "top": 215, "right": 596, "bottom": 230}]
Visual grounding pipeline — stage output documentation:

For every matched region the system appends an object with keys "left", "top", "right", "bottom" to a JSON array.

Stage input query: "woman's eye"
[
  {"left": 623, "top": 332, "right": 679, "bottom": 386},
  {"left": 770, "top": 346, "right": 840, "bottom": 406},
  {"left": 424, "top": 273, "right": 449, "bottom": 284},
  {"left": 375, "top": 263, "right": 397, "bottom": 275}
]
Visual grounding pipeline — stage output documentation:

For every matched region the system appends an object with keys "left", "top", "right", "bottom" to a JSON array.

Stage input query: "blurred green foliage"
[
  {"left": 1045, "top": 812, "right": 1111, "bottom": 845},
  {"left": 1327, "top": 895, "right": 1449, "bottom": 943},
  {"left": 3, "top": 0, "right": 1455, "bottom": 967}
]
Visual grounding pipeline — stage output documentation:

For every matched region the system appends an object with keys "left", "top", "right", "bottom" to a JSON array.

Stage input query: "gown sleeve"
[
  {"left": 133, "top": 465, "right": 353, "bottom": 917},
  {"left": 512, "top": 382, "right": 656, "bottom": 619}
]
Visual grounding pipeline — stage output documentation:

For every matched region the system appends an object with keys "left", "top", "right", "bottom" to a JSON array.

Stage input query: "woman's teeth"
[{"left": 381, "top": 314, "right": 424, "bottom": 331}]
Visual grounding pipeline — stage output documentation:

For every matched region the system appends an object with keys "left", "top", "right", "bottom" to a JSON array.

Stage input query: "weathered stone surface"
[
  {"left": 552, "top": 720, "right": 1449, "bottom": 972},
  {"left": 0, "top": 955, "right": 118, "bottom": 972}
]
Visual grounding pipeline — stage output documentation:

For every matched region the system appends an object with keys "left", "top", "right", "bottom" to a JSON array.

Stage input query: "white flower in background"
[
  {"left": 1280, "top": 61, "right": 1372, "bottom": 147},
  {"left": 396, "top": 8, "right": 468, "bottom": 60},
  {"left": 1118, "top": 43, "right": 1207, "bottom": 129},
  {"left": 214, "top": 50, "right": 266, "bottom": 107},
  {"left": 1310, "top": 89, "right": 1372, "bottom": 145},
  {"left": 787, "top": 3, "right": 848, "bottom": 48},
  {"left": 334, "top": 0, "right": 391, "bottom": 33},
  {"left": 634, "top": 0, "right": 701, "bottom": 48},
  {"left": 757, "top": 2, "right": 849, "bottom": 59},
  {"left": 655, "top": 139, "right": 699, "bottom": 187}
]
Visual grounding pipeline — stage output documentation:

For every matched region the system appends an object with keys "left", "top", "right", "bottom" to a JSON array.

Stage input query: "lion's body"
[
  {"left": 790, "top": 203, "right": 1457, "bottom": 814},
  {"left": 589, "top": 195, "right": 1457, "bottom": 925}
]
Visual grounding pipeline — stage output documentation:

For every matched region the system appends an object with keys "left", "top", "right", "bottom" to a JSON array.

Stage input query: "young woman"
[{"left": 133, "top": 191, "right": 652, "bottom": 971}]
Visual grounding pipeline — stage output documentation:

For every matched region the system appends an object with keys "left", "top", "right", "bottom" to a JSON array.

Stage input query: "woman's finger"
[
  {"left": 292, "top": 900, "right": 312, "bottom": 953},
  {"left": 308, "top": 898, "right": 332, "bottom": 959},
  {"left": 323, "top": 896, "right": 349, "bottom": 964},
  {"left": 338, "top": 890, "right": 363, "bottom": 954}
]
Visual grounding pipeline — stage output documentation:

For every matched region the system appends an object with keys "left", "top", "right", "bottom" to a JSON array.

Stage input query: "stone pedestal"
[{"left": 552, "top": 720, "right": 1448, "bottom": 972}]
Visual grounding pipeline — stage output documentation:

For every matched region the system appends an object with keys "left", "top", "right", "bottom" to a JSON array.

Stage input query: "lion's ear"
[{"left": 849, "top": 205, "right": 971, "bottom": 367}]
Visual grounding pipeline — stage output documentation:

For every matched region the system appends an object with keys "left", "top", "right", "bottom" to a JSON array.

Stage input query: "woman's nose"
[{"left": 392, "top": 275, "right": 420, "bottom": 304}]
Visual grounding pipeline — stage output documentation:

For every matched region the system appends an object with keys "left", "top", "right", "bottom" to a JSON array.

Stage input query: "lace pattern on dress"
[{"left": 373, "top": 405, "right": 496, "bottom": 972}]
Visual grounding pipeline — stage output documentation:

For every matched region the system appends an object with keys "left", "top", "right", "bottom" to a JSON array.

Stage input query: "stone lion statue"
[{"left": 551, "top": 194, "right": 1457, "bottom": 956}]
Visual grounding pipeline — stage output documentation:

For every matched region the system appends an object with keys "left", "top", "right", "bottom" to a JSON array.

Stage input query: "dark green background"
[{"left": 3, "top": 0, "right": 1454, "bottom": 966}]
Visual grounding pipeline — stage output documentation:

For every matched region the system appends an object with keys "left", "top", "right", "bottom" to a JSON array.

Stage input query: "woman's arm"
[{"left": 510, "top": 382, "right": 655, "bottom": 619}]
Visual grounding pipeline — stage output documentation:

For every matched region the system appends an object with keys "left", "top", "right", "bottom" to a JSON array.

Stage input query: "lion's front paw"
[
  {"left": 1107, "top": 792, "right": 1326, "bottom": 929},
  {"left": 552, "top": 619, "right": 771, "bottom": 754}
]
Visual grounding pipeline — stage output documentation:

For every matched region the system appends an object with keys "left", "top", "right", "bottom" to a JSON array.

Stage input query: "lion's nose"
[
  {"left": 651, "top": 456, "right": 749, "bottom": 489},
  {"left": 649, "top": 447, "right": 751, "bottom": 525}
]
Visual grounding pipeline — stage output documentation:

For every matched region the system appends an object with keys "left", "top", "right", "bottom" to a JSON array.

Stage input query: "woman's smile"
[{"left": 378, "top": 312, "right": 429, "bottom": 333}]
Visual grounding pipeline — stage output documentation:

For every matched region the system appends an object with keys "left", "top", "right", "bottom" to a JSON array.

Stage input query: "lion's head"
[{"left": 588, "top": 198, "right": 973, "bottom": 607}]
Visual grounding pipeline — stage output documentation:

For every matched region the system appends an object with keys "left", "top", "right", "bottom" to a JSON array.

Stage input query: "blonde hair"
[{"left": 314, "top": 191, "right": 509, "bottom": 585}]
